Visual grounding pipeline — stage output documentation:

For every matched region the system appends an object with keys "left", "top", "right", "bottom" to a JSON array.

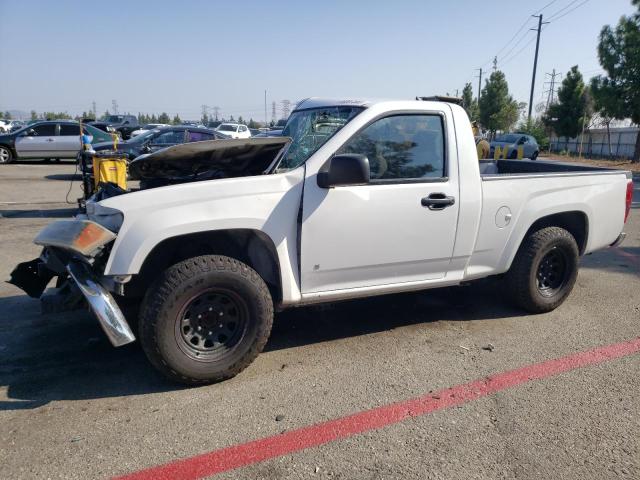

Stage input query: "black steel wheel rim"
[
  {"left": 175, "top": 289, "right": 248, "bottom": 361},
  {"left": 536, "top": 247, "right": 569, "bottom": 297}
]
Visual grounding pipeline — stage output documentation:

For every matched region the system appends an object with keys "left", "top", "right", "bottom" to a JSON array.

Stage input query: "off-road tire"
[
  {"left": 505, "top": 227, "right": 579, "bottom": 313},
  {"left": 139, "top": 255, "right": 273, "bottom": 385}
]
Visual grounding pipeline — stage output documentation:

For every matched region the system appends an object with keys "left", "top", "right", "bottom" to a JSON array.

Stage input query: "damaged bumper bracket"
[{"left": 67, "top": 261, "right": 135, "bottom": 347}]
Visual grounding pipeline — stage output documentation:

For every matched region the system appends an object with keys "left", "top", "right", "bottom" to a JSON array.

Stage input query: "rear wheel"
[
  {"left": 0, "top": 146, "right": 13, "bottom": 164},
  {"left": 505, "top": 227, "right": 579, "bottom": 313},
  {"left": 139, "top": 255, "right": 273, "bottom": 384}
]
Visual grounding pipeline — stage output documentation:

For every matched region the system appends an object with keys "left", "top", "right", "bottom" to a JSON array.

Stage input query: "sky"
[{"left": 0, "top": 0, "right": 635, "bottom": 121}]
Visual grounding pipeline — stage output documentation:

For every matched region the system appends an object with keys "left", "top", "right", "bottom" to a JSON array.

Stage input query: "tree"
[
  {"left": 30, "top": 110, "right": 38, "bottom": 120},
  {"left": 201, "top": 112, "right": 209, "bottom": 125},
  {"left": 591, "top": 1, "right": 640, "bottom": 161},
  {"left": 158, "top": 112, "right": 170, "bottom": 124},
  {"left": 478, "top": 71, "right": 520, "bottom": 133},
  {"left": 238, "top": 116, "right": 245, "bottom": 125},
  {"left": 461, "top": 83, "right": 477, "bottom": 120},
  {"left": 544, "top": 66, "right": 589, "bottom": 139},
  {"left": 172, "top": 114, "right": 182, "bottom": 125},
  {"left": 248, "top": 118, "right": 261, "bottom": 129},
  {"left": 3, "top": 111, "right": 11, "bottom": 120},
  {"left": 42, "top": 111, "right": 72, "bottom": 120}
]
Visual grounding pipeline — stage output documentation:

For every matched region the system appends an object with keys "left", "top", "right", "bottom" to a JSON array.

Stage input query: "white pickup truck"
[{"left": 10, "top": 98, "right": 633, "bottom": 384}]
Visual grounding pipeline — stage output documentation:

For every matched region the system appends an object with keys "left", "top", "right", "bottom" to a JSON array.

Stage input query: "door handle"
[
  {"left": 421, "top": 193, "right": 455, "bottom": 210},
  {"left": 46, "top": 138, "right": 54, "bottom": 142}
]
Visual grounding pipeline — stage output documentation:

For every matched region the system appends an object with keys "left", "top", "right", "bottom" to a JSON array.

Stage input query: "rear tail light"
[{"left": 624, "top": 180, "right": 633, "bottom": 223}]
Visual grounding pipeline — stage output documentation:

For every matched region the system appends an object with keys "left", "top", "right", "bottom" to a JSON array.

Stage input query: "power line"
[
  {"left": 546, "top": 0, "right": 582, "bottom": 19},
  {"left": 547, "top": 0, "right": 591, "bottom": 22},
  {"left": 499, "top": 28, "right": 534, "bottom": 65},
  {"left": 533, "top": 0, "right": 560, "bottom": 14},
  {"left": 478, "top": 0, "right": 560, "bottom": 69}
]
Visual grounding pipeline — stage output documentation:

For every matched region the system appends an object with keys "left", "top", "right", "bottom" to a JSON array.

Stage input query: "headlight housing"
[{"left": 34, "top": 220, "right": 117, "bottom": 257}]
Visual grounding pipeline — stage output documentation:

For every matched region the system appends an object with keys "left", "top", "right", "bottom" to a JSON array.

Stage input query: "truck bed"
[{"left": 479, "top": 159, "right": 630, "bottom": 179}]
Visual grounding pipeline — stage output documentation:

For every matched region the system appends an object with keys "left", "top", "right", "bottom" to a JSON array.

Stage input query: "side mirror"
[{"left": 317, "top": 154, "right": 370, "bottom": 188}]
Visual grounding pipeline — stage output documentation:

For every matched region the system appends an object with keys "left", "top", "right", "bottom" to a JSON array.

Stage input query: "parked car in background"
[
  {"left": 215, "top": 123, "right": 251, "bottom": 139},
  {"left": 130, "top": 123, "right": 170, "bottom": 138},
  {"left": 90, "top": 114, "right": 139, "bottom": 140},
  {"left": 490, "top": 133, "right": 539, "bottom": 160},
  {"left": 0, "top": 120, "right": 26, "bottom": 132},
  {"left": 92, "top": 125, "right": 227, "bottom": 161},
  {"left": 0, "top": 121, "right": 113, "bottom": 163}
]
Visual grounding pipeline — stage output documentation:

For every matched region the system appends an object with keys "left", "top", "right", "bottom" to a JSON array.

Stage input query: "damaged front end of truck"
[
  {"left": 8, "top": 214, "right": 136, "bottom": 347},
  {"left": 8, "top": 137, "right": 291, "bottom": 348}
]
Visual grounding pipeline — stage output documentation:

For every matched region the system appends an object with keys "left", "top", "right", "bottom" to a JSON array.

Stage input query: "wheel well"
[
  {"left": 525, "top": 211, "right": 588, "bottom": 254},
  {"left": 128, "top": 229, "right": 282, "bottom": 303}
]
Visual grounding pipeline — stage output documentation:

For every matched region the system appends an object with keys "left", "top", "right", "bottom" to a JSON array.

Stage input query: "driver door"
[
  {"left": 300, "top": 113, "right": 460, "bottom": 294},
  {"left": 15, "top": 123, "right": 58, "bottom": 158}
]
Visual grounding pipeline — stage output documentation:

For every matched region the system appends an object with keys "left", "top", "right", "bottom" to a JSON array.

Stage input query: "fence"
[{"left": 549, "top": 126, "right": 638, "bottom": 160}]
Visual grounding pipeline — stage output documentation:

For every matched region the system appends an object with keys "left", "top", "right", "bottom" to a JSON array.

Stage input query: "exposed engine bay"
[{"left": 128, "top": 137, "right": 291, "bottom": 190}]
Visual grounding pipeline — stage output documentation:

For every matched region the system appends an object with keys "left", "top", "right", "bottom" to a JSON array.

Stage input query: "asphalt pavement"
[{"left": 0, "top": 161, "right": 638, "bottom": 480}]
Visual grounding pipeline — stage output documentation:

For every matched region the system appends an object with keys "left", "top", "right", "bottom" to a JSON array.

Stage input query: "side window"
[
  {"left": 152, "top": 130, "right": 185, "bottom": 144},
  {"left": 338, "top": 114, "right": 445, "bottom": 180},
  {"left": 186, "top": 131, "right": 214, "bottom": 142},
  {"left": 31, "top": 124, "right": 57, "bottom": 136},
  {"left": 59, "top": 124, "right": 81, "bottom": 136}
]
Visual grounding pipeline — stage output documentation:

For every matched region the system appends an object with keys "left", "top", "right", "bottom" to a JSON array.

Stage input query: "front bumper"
[{"left": 66, "top": 261, "right": 135, "bottom": 347}]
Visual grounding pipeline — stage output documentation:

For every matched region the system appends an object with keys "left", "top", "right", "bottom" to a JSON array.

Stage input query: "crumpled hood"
[{"left": 128, "top": 137, "right": 291, "bottom": 182}]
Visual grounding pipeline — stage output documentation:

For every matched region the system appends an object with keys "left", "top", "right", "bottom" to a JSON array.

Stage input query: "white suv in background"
[{"left": 215, "top": 123, "right": 251, "bottom": 139}]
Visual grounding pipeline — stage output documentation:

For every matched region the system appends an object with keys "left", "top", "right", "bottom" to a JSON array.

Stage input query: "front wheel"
[
  {"left": 139, "top": 255, "right": 274, "bottom": 384},
  {"left": 504, "top": 227, "right": 579, "bottom": 313},
  {"left": 0, "top": 146, "right": 13, "bottom": 164},
  {"left": 531, "top": 151, "right": 539, "bottom": 160}
]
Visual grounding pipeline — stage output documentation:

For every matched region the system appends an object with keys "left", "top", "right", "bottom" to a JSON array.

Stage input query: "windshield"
[
  {"left": 104, "top": 115, "right": 125, "bottom": 123},
  {"left": 277, "top": 106, "right": 363, "bottom": 171},
  {"left": 217, "top": 124, "right": 237, "bottom": 132},
  {"left": 495, "top": 134, "right": 521, "bottom": 143}
]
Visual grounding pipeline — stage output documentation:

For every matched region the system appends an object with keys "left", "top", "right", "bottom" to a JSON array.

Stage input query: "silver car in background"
[{"left": 490, "top": 133, "right": 539, "bottom": 160}]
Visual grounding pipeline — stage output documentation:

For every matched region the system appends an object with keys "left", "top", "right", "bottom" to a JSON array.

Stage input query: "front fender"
[{"left": 101, "top": 169, "right": 305, "bottom": 302}]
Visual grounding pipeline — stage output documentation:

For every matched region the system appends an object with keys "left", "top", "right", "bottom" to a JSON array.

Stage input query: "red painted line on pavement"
[{"left": 115, "top": 338, "right": 640, "bottom": 480}]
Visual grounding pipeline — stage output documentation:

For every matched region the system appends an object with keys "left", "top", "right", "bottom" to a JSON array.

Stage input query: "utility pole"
[
  {"left": 111, "top": 99, "right": 118, "bottom": 115},
  {"left": 271, "top": 102, "right": 276, "bottom": 125},
  {"left": 264, "top": 90, "right": 267, "bottom": 128},
  {"left": 475, "top": 68, "right": 483, "bottom": 102},
  {"left": 201, "top": 104, "right": 208, "bottom": 122},
  {"left": 212, "top": 106, "right": 219, "bottom": 121},
  {"left": 91, "top": 101, "right": 97, "bottom": 118},
  {"left": 528, "top": 14, "right": 548, "bottom": 120}
]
